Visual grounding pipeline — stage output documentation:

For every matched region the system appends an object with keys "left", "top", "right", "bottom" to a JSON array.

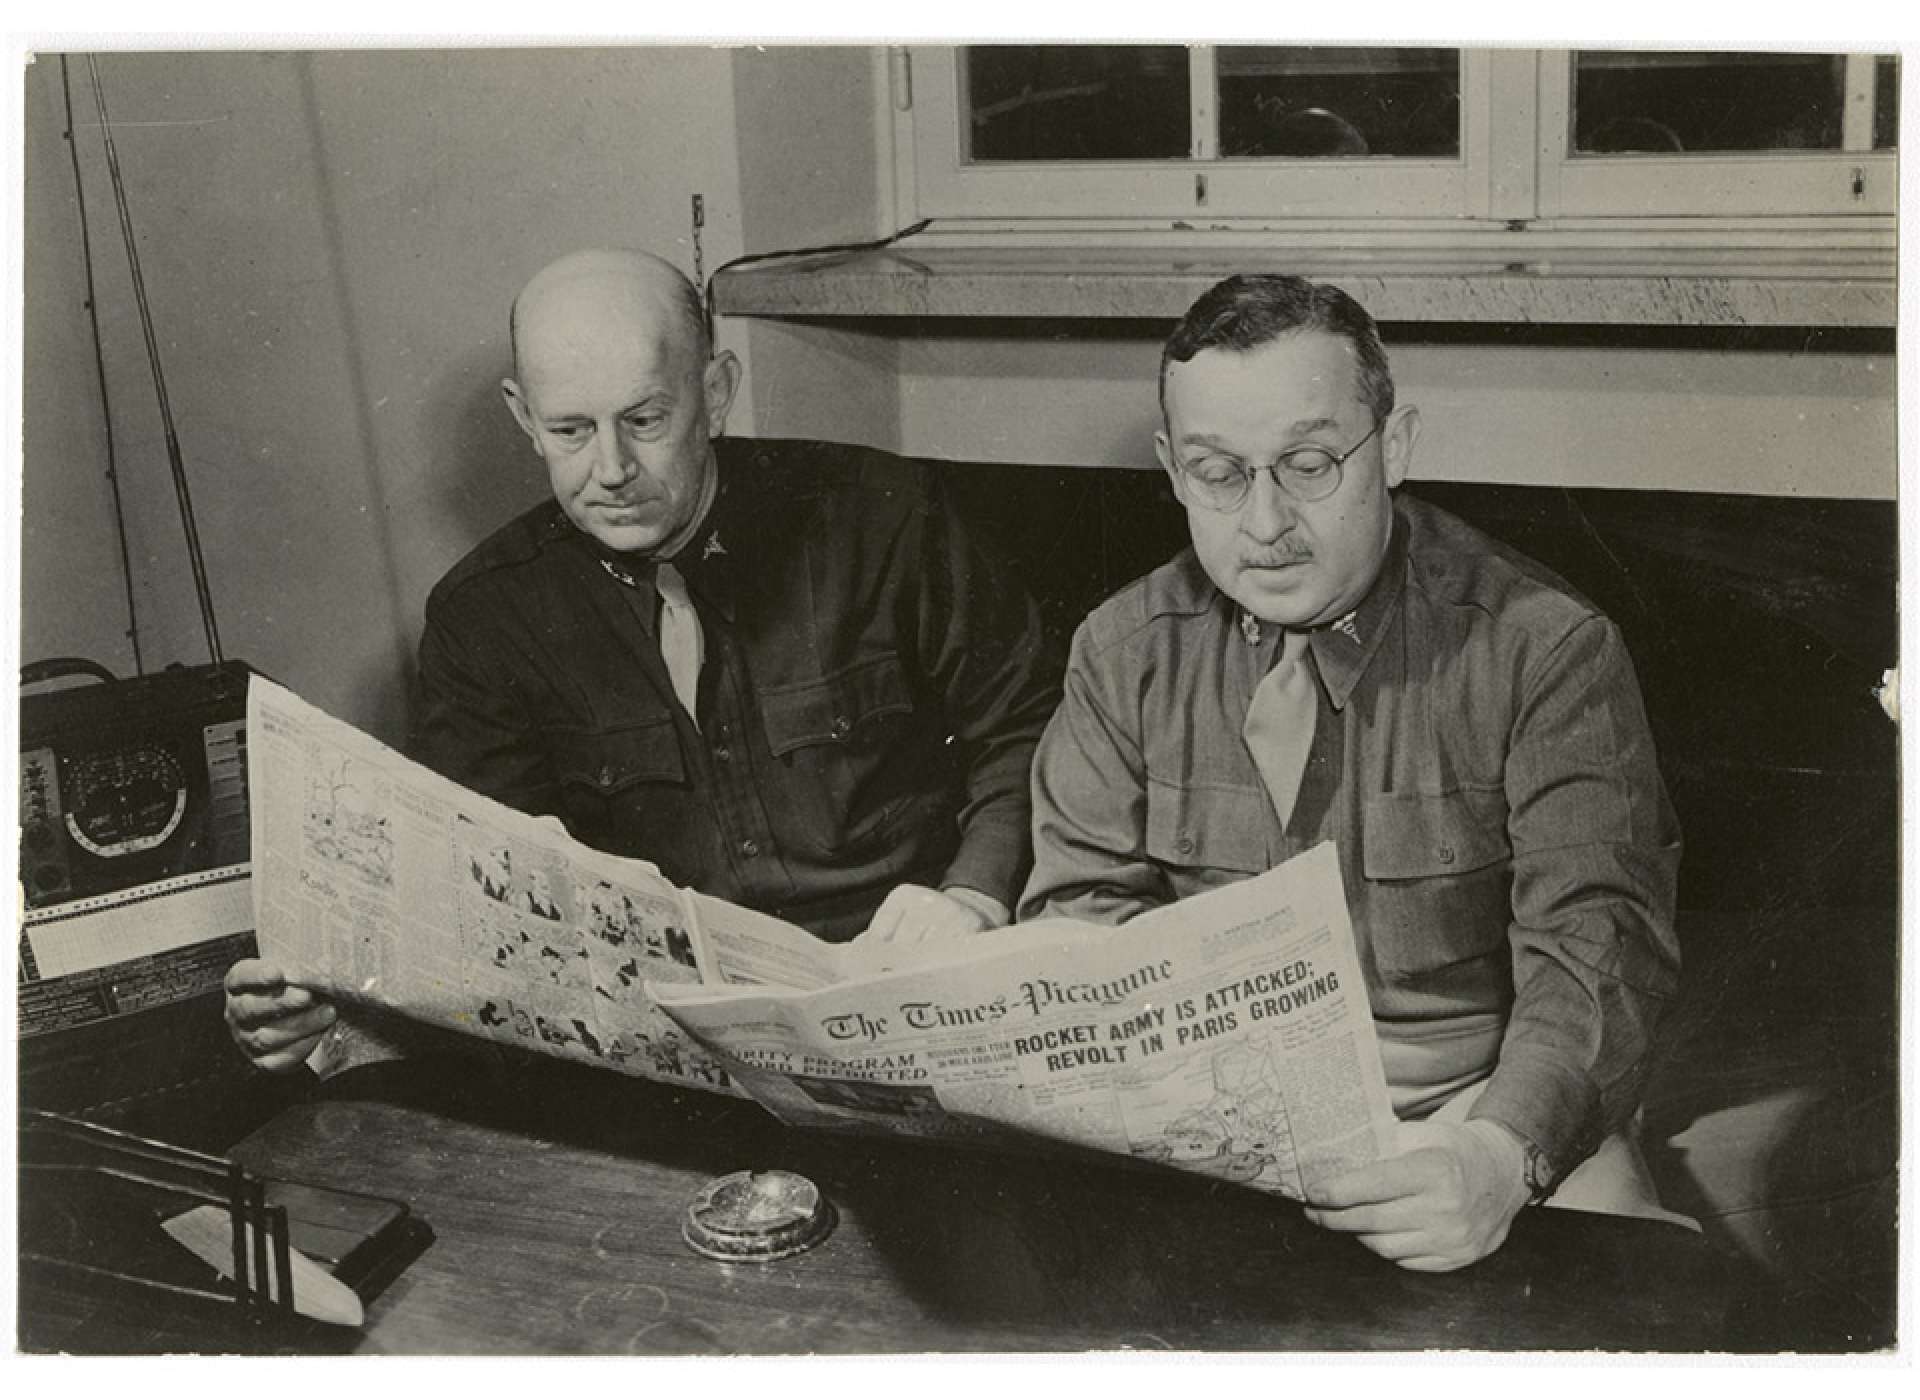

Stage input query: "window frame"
[
  {"left": 895, "top": 45, "right": 1898, "bottom": 228},
  {"left": 1533, "top": 49, "right": 1899, "bottom": 219},
  {"left": 903, "top": 45, "right": 1509, "bottom": 223}
]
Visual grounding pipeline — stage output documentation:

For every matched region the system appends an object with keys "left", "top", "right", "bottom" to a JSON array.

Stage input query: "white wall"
[
  {"left": 729, "top": 48, "right": 898, "bottom": 452},
  {"left": 892, "top": 333, "right": 1897, "bottom": 499},
  {"left": 22, "top": 48, "right": 748, "bottom": 742}
]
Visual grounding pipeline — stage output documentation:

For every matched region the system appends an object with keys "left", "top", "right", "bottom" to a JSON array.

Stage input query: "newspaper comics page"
[
  {"left": 246, "top": 675, "right": 833, "bottom": 1096},
  {"left": 652, "top": 842, "right": 1398, "bottom": 1200}
]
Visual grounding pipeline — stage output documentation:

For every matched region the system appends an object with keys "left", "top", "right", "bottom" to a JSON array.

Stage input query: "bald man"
[{"left": 226, "top": 249, "right": 1060, "bottom": 1074}]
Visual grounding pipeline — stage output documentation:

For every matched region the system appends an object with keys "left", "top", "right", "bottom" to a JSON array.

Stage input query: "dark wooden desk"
[{"left": 225, "top": 1055, "right": 1742, "bottom": 1354}]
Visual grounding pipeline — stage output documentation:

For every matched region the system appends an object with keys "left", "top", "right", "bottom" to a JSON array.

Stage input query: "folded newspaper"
[{"left": 249, "top": 675, "right": 1398, "bottom": 1200}]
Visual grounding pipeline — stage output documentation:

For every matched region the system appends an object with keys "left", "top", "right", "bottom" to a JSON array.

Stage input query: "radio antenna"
[
  {"left": 84, "top": 54, "right": 224, "bottom": 666},
  {"left": 58, "top": 55, "right": 144, "bottom": 675}
]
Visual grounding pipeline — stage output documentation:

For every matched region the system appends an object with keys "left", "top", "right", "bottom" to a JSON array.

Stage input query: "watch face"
[{"left": 1523, "top": 1143, "right": 1555, "bottom": 1200}]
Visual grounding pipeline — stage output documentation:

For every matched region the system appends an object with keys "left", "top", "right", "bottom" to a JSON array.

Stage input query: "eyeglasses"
[{"left": 1175, "top": 419, "right": 1383, "bottom": 513}]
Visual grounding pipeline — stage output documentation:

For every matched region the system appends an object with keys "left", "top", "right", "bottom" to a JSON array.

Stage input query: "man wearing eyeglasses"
[{"left": 1020, "top": 274, "right": 1682, "bottom": 1270}]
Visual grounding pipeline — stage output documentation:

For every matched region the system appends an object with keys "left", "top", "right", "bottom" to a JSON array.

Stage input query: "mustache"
[{"left": 1240, "top": 545, "right": 1312, "bottom": 567}]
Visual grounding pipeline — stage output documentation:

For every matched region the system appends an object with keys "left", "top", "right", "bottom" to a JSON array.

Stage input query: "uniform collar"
[
  {"left": 1305, "top": 503, "right": 1407, "bottom": 712},
  {"left": 570, "top": 449, "right": 739, "bottom": 621},
  {"left": 1233, "top": 502, "right": 1408, "bottom": 713},
  {"left": 672, "top": 450, "right": 737, "bottom": 620}
]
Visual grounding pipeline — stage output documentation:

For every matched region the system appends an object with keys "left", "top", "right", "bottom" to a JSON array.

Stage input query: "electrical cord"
[{"left": 702, "top": 217, "right": 933, "bottom": 342}]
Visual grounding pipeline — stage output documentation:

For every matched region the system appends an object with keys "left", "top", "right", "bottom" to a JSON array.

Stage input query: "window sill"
[{"left": 713, "top": 225, "right": 1895, "bottom": 329}]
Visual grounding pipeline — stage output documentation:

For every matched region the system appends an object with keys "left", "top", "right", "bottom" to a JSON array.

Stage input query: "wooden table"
[{"left": 203, "top": 1054, "right": 1749, "bottom": 1353}]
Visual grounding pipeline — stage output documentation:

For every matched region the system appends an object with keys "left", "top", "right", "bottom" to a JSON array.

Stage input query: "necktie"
[
  {"left": 655, "top": 561, "right": 704, "bottom": 730},
  {"left": 1242, "top": 627, "right": 1316, "bottom": 829}
]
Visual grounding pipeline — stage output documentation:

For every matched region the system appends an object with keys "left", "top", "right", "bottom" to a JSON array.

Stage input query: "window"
[
  {"left": 1214, "top": 47, "right": 1460, "bottom": 160},
  {"left": 960, "top": 45, "right": 1462, "bottom": 163},
  {"left": 964, "top": 45, "right": 1190, "bottom": 162},
  {"left": 900, "top": 46, "right": 1899, "bottom": 226},
  {"left": 1572, "top": 52, "right": 1851, "bottom": 153},
  {"left": 1537, "top": 51, "right": 1899, "bottom": 218},
  {"left": 907, "top": 46, "right": 1494, "bottom": 220}
]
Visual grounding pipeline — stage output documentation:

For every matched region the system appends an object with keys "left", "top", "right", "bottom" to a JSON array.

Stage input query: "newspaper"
[
  {"left": 249, "top": 674, "right": 1397, "bottom": 1199},
  {"left": 652, "top": 847, "right": 1397, "bottom": 1199},
  {"left": 249, "top": 676, "right": 852, "bottom": 1097}
]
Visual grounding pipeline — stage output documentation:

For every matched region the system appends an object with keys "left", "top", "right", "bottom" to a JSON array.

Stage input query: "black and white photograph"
[{"left": 8, "top": 20, "right": 1910, "bottom": 1363}]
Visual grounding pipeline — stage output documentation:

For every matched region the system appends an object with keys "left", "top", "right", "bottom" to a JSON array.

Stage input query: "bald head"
[
  {"left": 502, "top": 248, "right": 740, "bottom": 557},
  {"left": 509, "top": 248, "right": 709, "bottom": 377}
]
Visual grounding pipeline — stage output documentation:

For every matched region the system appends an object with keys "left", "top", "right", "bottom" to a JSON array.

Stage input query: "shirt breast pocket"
[
  {"left": 547, "top": 719, "right": 687, "bottom": 841},
  {"left": 1144, "top": 778, "right": 1272, "bottom": 886},
  {"left": 1361, "top": 787, "right": 1513, "bottom": 979},
  {"left": 759, "top": 654, "right": 924, "bottom": 857}
]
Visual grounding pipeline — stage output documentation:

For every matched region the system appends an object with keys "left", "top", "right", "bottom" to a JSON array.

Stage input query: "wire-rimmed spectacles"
[{"left": 1175, "top": 420, "right": 1382, "bottom": 513}]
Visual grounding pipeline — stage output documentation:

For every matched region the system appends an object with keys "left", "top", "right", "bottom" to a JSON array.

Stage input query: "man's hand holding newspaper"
[{"left": 245, "top": 676, "right": 1398, "bottom": 1202}]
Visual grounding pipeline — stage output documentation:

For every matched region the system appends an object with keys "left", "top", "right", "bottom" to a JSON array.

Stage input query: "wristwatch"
[{"left": 1518, "top": 1137, "right": 1558, "bottom": 1205}]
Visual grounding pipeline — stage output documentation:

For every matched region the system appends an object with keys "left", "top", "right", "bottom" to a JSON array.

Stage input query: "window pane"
[
  {"left": 964, "top": 46, "right": 1189, "bottom": 162},
  {"left": 1572, "top": 51, "right": 1847, "bottom": 154},
  {"left": 1874, "top": 55, "right": 1898, "bottom": 150},
  {"left": 1218, "top": 47, "right": 1460, "bottom": 158}
]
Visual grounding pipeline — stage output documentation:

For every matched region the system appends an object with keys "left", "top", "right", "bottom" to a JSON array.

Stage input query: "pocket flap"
[
  {"left": 1145, "top": 778, "right": 1272, "bottom": 875},
  {"left": 760, "top": 654, "right": 914, "bottom": 758},
  {"left": 1362, "top": 788, "right": 1509, "bottom": 881},
  {"left": 550, "top": 720, "right": 685, "bottom": 795}
]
